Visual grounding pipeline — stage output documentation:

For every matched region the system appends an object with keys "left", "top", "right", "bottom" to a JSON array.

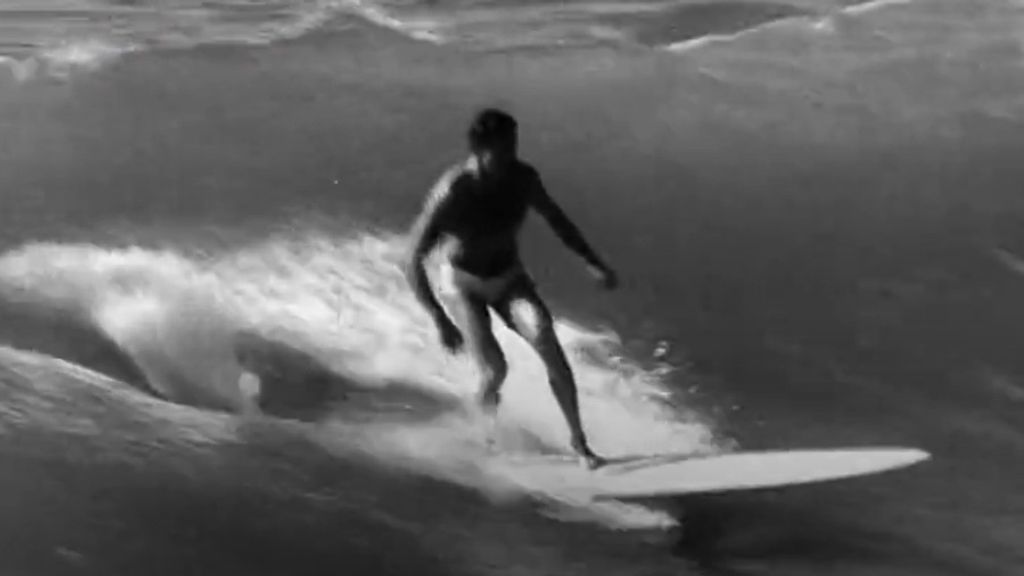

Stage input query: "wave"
[
  {"left": 0, "top": 0, "right": 937, "bottom": 82},
  {"left": 344, "top": 0, "right": 446, "bottom": 45},
  {"left": 341, "top": 0, "right": 817, "bottom": 51},
  {"left": 0, "top": 0, "right": 348, "bottom": 82},
  {"left": 0, "top": 223, "right": 729, "bottom": 526},
  {"left": 843, "top": 0, "right": 915, "bottom": 17},
  {"left": 0, "top": 344, "right": 699, "bottom": 574},
  {"left": 663, "top": 11, "right": 814, "bottom": 53},
  {"left": 338, "top": 0, "right": 922, "bottom": 53},
  {"left": 660, "top": 0, "right": 913, "bottom": 53},
  {"left": 341, "top": 0, "right": 667, "bottom": 49},
  {"left": 0, "top": 38, "right": 137, "bottom": 81},
  {"left": 629, "top": 1, "right": 813, "bottom": 50}
]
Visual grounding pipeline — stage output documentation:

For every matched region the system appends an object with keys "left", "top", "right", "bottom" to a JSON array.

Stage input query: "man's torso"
[{"left": 435, "top": 160, "right": 535, "bottom": 277}]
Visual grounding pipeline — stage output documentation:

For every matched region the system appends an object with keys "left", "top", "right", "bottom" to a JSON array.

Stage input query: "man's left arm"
[{"left": 526, "top": 168, "right": 615, "bottom": 281}]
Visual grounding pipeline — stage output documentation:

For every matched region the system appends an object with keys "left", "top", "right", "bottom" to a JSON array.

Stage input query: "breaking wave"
[{"left": 0, "top": 222, "right": 731, "bottom": 526}]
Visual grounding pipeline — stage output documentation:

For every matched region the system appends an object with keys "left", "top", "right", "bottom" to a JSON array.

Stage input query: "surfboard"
[{"left": 493, "top": 447, "right": 931, "bottom": 501}]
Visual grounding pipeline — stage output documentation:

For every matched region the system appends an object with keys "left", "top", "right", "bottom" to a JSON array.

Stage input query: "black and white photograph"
[{"left": 0, "top": 1, "right": 1014, "bottom": 575}]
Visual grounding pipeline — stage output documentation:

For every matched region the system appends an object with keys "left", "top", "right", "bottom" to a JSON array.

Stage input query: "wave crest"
[
  {"left": 0, "top": 0, "right": 348, "bottom": 81},
  {"left": 0, "top": 226, "right": 726, "bottom": 461}
]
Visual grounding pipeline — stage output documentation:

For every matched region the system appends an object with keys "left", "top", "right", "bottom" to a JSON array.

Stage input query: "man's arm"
[
  {"left": 405, "top": 171, "right": 457, "bottom": 323},
  {"left": 526, "top": 168, "right": 608, "bottom": 272}
]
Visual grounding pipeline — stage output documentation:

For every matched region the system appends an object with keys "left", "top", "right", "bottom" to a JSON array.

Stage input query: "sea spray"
[{"left": 0, "top": 228, "right": 725, "bottom": 454}]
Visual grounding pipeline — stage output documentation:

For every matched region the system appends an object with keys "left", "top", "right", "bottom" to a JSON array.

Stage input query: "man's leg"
[
  {"left": 496, "top": 281, "right": 603, "bottom": 468},
  {"left": 450, "top": 291, "right": 509, "bottom": 415}
]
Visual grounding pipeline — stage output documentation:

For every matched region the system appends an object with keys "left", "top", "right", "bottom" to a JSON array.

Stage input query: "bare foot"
[
  {"left": 572, "top": 437, "right": 605, "bottom": 470},
  {"left": 580, "top": 451, "right": 606, "bottom": 470}
]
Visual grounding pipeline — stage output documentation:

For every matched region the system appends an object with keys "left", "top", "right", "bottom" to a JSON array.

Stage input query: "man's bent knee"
[
  {"left": 531, "top": 319, "right": 564, "bottom": 360},
  {"left": 481, "top": 353, "right": 508, "bottom": 386},
  {"left": 507, "top": 298, "right": 555, "bottom": 346}
]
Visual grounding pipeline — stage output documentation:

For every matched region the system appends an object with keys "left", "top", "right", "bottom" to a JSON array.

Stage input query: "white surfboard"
[{"left": 494, "top": 447, "right": 931, "bottom": 501}]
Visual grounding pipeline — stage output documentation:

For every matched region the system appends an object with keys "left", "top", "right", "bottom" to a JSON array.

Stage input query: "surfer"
[{"left": 405, "top": 108, "right": 618, "bottom": 469}]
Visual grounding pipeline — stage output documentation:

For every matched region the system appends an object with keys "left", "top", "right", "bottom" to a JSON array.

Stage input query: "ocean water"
[{"left": 1, "top": 0, "right": 1023, "bottom": 574}]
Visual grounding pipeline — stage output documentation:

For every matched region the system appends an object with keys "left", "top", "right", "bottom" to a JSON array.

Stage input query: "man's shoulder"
[
  {"left": 436, "top": 160, "right": 477, "bottom": 190},
  {"left": 511, "top": 161, "right": 545, "bottom": 199},
  {"left": 513, "top": 159, "right": 540, "bottom": 179},
  {"left": 422, "top": 161, "right": 472, "bottom": 211}
]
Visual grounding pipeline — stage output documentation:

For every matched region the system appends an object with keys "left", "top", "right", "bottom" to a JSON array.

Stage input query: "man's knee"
[
  {"left": 508, "top": 298, "right": 554, "bottom": 345},
  {"left": 482, "top": 351, "right": 508, "bottom": 385}
]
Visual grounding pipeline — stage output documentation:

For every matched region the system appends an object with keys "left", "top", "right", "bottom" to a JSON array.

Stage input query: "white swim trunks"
[{"left": 438, "top": 261, "right": 528, "bottom": 303}]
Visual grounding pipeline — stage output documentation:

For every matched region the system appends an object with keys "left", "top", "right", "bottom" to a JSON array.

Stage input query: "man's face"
[{"left": 489, "top": 131, "right": 518, "bottom": 163}]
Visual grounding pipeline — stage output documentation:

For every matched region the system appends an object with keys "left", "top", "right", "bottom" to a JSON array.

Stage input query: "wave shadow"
[
  {"left": 233, "top": 330, "right": 464, "bottom": 422},
  {"left": 658, "top": 492, "right": 978, "bottom": 576}
]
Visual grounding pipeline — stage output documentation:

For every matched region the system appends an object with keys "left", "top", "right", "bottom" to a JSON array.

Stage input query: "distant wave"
[
  {"left": 344, "top": 0, "right": 447, "bottom": 45},
  {"left": 843, "top": 0, "right": 915, "bottom": 17},
  {"left": 340, "top": 0, "right": 814, "bottom": 51},
  {"left": 661, "top": 0, "right": 914, "bottom": 53},
  {"left": 663, "top": 10, "right": 813, "bottom": 52},
  {"left": 0, "top": 0, "right": 348, "bottom": 82},
  {"left": 0, "top": 38, "right": 137, "bottom": 81},
  {"left": 0, "top": 0, "right": 923, "bottom": 80},
  {"left": 626, "top": 1, "right": 813, "bottom": 50},
  {"left": 337, "top": 0, "right": 901, "bottom": 53}
]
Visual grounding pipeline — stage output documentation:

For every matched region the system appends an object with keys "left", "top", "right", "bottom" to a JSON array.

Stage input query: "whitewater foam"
[
  {"left": 0, "top": 243, "right": 257, "bottom": 410},
  {"left": 201, "top": 228, "right": 722, "bottom": 455}
]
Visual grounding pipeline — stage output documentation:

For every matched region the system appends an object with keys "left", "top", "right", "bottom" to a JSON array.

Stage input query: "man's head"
[{"left": 467, "top": 108, "right": 518, "bottom": 166}]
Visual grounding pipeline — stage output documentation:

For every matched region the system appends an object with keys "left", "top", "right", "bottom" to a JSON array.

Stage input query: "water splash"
[{"left": 0, "top": 224, "right": 730, "bottom": 528}]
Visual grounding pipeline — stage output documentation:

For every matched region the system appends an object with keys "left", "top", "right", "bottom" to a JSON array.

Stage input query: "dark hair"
[{"left": 467, "top": 108, "right": 517, "bottom": 151}]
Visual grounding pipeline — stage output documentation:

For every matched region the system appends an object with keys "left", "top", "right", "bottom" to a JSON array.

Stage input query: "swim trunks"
[{"left": 438, "top": 261, "right": 527, "bottom": 304}]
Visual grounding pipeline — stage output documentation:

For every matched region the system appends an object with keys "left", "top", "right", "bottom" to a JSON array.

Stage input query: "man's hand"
[
  {"left": 435, "top": 314, "right": 464, "bottom": 353},
  {"left": 588, "top": 263, "right": 618, "bottom": 290}
]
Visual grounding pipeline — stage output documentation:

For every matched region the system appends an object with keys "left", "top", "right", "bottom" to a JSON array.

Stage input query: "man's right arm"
[{"left": 405, "top": 170, "right": 457, "bottom": 324}]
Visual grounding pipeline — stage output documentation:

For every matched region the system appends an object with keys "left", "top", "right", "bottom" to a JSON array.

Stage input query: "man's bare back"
[
  {"left": 405, "top": 108, "right": 617, "bottom": 469},
  {"left": 424, "top": 156, "right": 602, "bottom": 275},
  {"left": 425, "top": 158, "right": 534, "bottom": 276}
]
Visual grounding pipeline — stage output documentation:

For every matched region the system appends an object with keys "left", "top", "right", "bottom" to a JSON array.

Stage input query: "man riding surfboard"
[{"left": 405, "top": 108, "right": 618, "bottom": 469}]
